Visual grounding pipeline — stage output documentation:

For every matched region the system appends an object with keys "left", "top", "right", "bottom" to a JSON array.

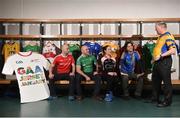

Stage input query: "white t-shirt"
[{"left": 2, "top": 51, "right": 50, "bottom": 103}]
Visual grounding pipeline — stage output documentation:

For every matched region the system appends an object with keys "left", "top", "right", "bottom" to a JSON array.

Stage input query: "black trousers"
[
  {"left": 76, "top": 73, "right": 101, "bottom": 96},
  {"left": 102, "top": 74, "right": 120, "bottom": 92},
  {"left": 121, "top": 74, "right": 143, "bottom": 97},
  {"left": 49, "top": 73, "right": 75, "bottom": 96},
  {"left": 152, "top": 56, "right": 172, "bottom": 104}
]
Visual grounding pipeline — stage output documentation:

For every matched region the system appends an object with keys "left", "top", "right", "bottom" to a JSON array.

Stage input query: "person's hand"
[
  {"left": 93, "top": 71, "right": 98, "bottom": 75},
  {"left": 69, "top": 72, "right": 75, "bottom": 76},
  {"left": 151, "top": 59, "right": 155, "bottom": 64},
  {"left": 154, "top": 55, "right": 161, "bottom": 61},
  {"left": 114, "top": 72, "right": 117, "bottom": 76},
  {"left": 49, "top": 73, "right": 54, "bottom": 79},
  {"left": 85, "top": 76, "right": 91, "bottom": 81},
  {"left": 107, "top": 72, "right": 114, "bottom": 76}
]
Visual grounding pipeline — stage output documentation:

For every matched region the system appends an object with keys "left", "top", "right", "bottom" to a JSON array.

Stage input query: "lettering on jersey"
[
  {"left": 17, "top": 65, "right": 45, "bottom": 87},
  {"left": 16, "top": 60, "right": 23, "bottom": 64}
]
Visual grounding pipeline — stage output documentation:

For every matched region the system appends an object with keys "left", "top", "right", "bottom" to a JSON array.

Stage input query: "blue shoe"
[
  {"left": 109, "top": 91, "right": 113, "bottom": 99},
  {"left": 47, "top": 96, "right": 57, "bottom": 100},
  {"left": 68, "top": 96, "right": 75, "bottom": 101},
  {"left": 104, "top": 93, "right": 112, "bottom": 102}
]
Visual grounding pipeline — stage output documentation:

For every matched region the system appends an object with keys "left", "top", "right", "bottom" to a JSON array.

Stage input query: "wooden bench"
[
  {"left": 0, "top": 79, "right": 180, "bottom": 85},
  {"left": 54, "top": 80, "right": 95, "bottom": 85}
]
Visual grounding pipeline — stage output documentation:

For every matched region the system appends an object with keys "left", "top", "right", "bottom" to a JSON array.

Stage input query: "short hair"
[{"left": 156, "top": 22, "right": 167, "bottom": 29}]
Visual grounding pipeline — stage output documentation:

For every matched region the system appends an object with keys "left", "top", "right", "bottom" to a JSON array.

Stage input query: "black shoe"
[{"left": 157, "top": 102, "right": 171, "bottom": 107}]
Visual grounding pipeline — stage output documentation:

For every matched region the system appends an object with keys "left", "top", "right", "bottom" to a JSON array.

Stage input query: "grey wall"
[{"left": 0, "top": 0, "right": 180, "bottom": 18}]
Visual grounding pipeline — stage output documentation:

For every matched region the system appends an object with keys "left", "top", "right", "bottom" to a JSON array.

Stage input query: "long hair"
[{"left": 123, "top": 41, "right": 134, "bottom": 52}]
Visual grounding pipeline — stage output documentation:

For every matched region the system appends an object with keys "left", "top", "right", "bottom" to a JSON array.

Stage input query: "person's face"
[
  {"left": 105, "top": 46, "right": 112, "bottom": 55},
  {"left": 127, "top": 43, "right": 133, "bottom": 52},
  {"left": 155, "top": 25, "right": 162, "bottom": 35},
  {"left": 133, "top": 44, "right": 138, "bottom": 50},
  {"left": 62, "top": 45, "right": 69, "bottom": 54},
  {"left": 82, "top": 46, "right": 89, "bottom": 55}
]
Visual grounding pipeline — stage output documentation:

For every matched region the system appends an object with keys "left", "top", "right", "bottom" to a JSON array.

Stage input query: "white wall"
[{"left": 0, "top": 0, "right": 180, "bottom": 18}]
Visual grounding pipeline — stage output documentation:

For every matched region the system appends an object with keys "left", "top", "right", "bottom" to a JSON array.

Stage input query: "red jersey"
[{"left": 53, "top": 54, "right": 75, "bottom": 74}]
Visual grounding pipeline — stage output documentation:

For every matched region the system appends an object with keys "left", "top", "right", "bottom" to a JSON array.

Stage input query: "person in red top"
[{"left": 48, "top": 44, "right": 76, "bottom": 101}]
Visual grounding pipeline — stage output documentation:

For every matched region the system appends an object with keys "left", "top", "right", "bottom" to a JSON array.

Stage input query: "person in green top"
[{"left": 76, "top": 45, "right": 102, "bottom": 101}]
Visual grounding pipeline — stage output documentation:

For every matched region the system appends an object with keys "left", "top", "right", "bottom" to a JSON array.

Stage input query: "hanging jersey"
[
  {"left": 142, "top": 45, "right": 153, "bottom": 70},
  {"left": 101, "top": 56, "right": 116, "bottom": 72},
  {"left": 42, "top": 44, "right": 56, "bottom": 63},
  {"left": 2, "top": 42, "right": 20, "bottom": 61},
  {"left": 76, "top": 55, "right": 97, "bottom": 73},
  {"left": 102, "top": 42, "right": 119, "bottom": 58},
  {"left": 69, "top": 44, "right": 81, "bottom": 62},
  {"left": 24, "top": 45, "right": 40, "bottom": 53},
  {"left": 145, "top": 43, "right": 155, "bottom": 56},
  {"left": 2, "top": 52, "right": 50, "bottom": 103},
  {"left": 120, "top": 51, "right": 140, "bottom": 74},
  {"left": 53, "top": 54, "right": 75, "bottom": 74},
  {"left": 153, "top": 32, "right": 176, "bottom": 60},
  {"left": 83, "top": 42, "right": 101, "bottom": 58}
]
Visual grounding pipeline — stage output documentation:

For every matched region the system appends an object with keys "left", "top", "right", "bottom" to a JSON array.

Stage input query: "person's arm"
[
  {"left": 155, "top": 39, "right": 176, "bottom": 61},
  {"left": 69, "top": 63, "right": 75, "bottom": 76},
  {"left": 76, "top": 65, "right": 90, "bottom": 81},
  {"left": 93, "top": 56, "right": 98, "bottom": 75},
  {"left": 69, "top": 56, "right": 75, "bottom": 76},
  {"left": 161, "top": 48, "right": 176, "bottom": 57},
  {"left": 49, "top": 63, "right": 55, "bottom": 79},
  {"left": 135, "top": 51, "right": 141, "bottom": 61}
]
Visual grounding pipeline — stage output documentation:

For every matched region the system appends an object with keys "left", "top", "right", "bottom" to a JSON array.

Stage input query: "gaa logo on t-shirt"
[{"left": 16, "top": 60, "right": 23, "bottom": 64}]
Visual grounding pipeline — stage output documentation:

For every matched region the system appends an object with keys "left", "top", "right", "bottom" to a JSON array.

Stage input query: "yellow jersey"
[
  {"left": 153, "top": 32, "right": 176, "bottom": 59},
  {"left": 2, "top": 42, "right": 20, "bottom": 61}
]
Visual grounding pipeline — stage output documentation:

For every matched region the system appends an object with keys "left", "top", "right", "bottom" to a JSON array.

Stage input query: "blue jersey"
[
  {"left": 83, "top": 42, "right": 102, "bottom": 58},
  {"left": 120, "top": 51, "right": 140, "bottom": 74}
]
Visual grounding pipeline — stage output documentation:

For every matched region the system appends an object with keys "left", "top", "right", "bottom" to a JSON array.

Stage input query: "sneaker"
[
  {"left": 104, "top": 93, "right": 112, "bottom": 102},
  {"left": 109, "top": 91, "right": 113, "bottom": 99},
  {"left": 68, "top": 96, "right": 75, "bottom": 101},
  {"left": 47, "top": 96, "right": 57, "bottom": 100}
]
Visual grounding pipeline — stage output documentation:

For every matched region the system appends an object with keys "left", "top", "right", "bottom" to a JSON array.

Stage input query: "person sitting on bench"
[
  {"left": 76, "top": 46, "right": 102, "bottom": 101},
  {"left": 48, "top": 44, "right": 76, "bottom": 101}
]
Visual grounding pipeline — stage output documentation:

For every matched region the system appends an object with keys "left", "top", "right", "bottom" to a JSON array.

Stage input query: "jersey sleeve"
[
  {"left": 134, "top": 51, "right": 140, "bottom": 61},
  {"left": 52, "top": 56, "right": 58, "bottom": 65},
  {"left": 166, "top": 39, "right": 176, "bottom": 50},
  {"left": 15, "top": 43, "right": 20, "bottom": 53},
  {"left": 76, "top": 56, "right": 81, "bottom": 66},
  {"left": 71, "top": 55, "right": 75, "bottom": 64},
  {"left": 2, "top": 57, "right": 14, "bottom": 75}
]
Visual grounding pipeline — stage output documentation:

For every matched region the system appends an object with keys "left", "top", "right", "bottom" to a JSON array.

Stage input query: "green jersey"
[
  {"left": 145, "top": 43, "right": 155, "bottom": 56},
  {"left": 24, "top": 45, "right": 40, "bottom": 53},
  {"left": 69, "top": 44, "right": 80, "bottom": 53},
  {"left": 76, "top": 55, "right": 97, "bottom": 73}
]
